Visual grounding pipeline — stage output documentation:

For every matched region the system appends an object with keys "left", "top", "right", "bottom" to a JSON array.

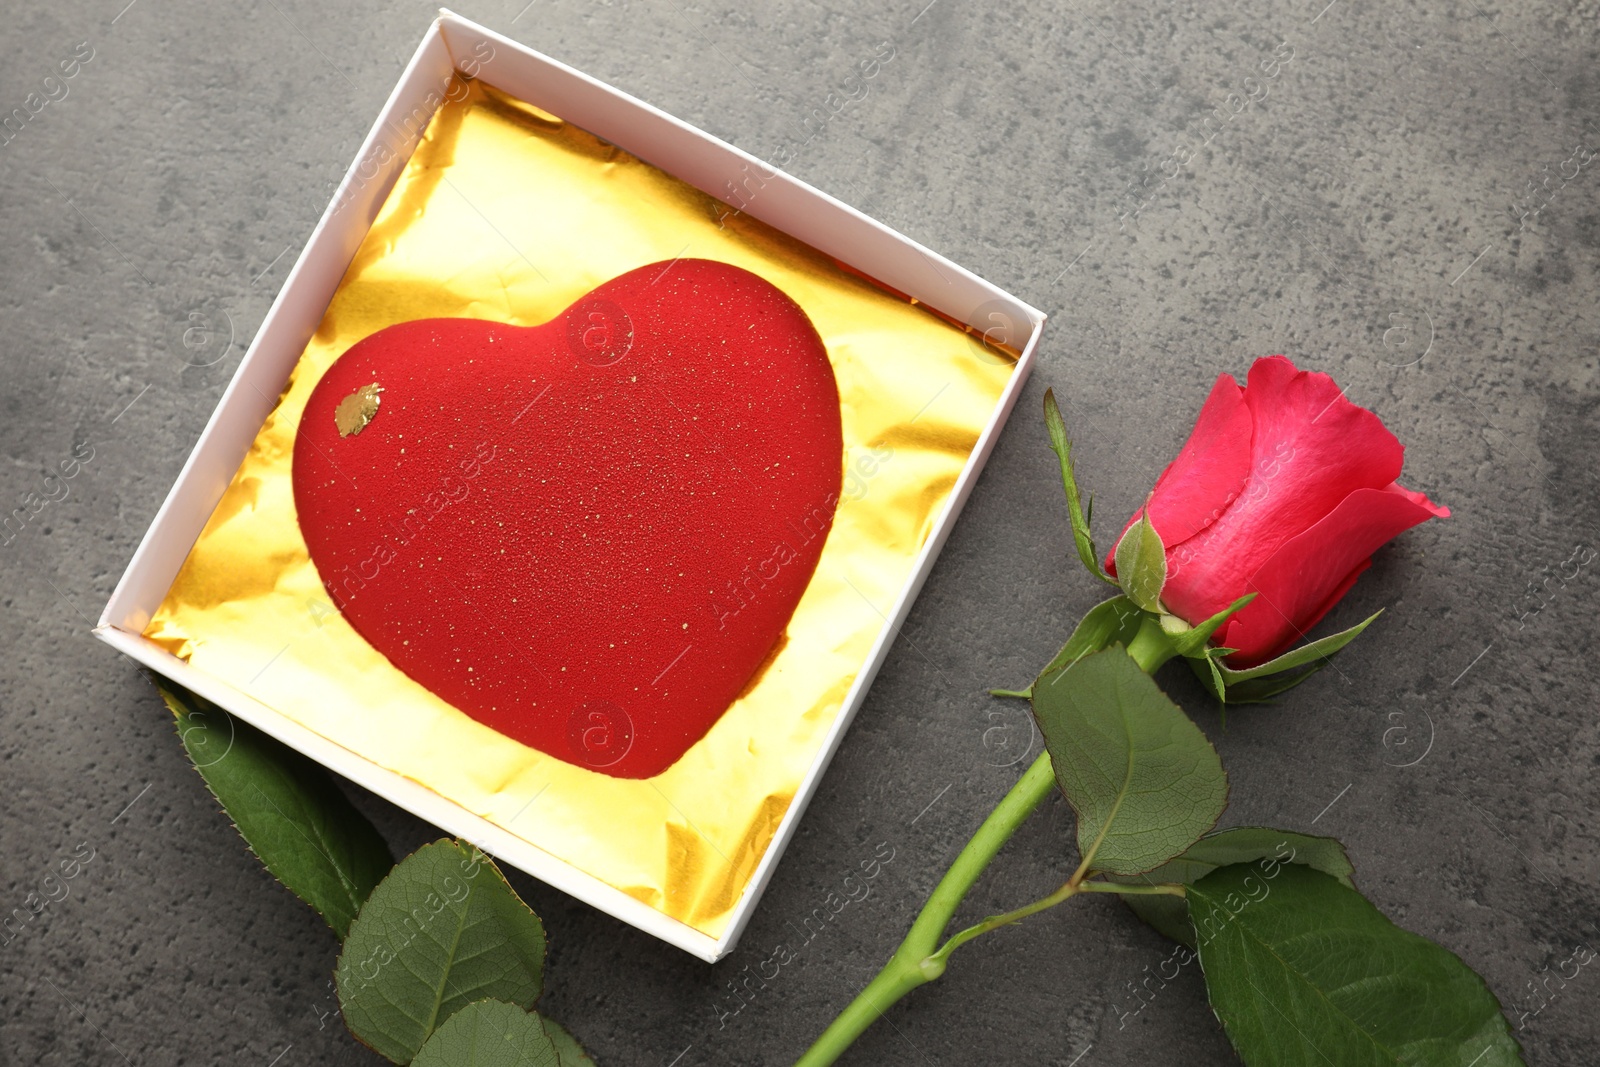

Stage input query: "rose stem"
[{"left": 793, "top": 615, "right": 1178, "bottom": 1067}]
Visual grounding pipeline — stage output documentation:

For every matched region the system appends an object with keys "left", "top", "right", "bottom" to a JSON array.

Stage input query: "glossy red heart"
[{"left": 292, "top": 260, "right": 842, "bottom": 778}]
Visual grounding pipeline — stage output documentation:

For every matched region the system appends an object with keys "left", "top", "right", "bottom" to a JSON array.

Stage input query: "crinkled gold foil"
[{"left": 145, "top": 78, "right": 1014, "bottom": 939}]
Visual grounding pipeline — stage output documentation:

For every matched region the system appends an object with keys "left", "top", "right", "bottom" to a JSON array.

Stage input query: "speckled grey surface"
[{"left": 3, "top": 0, "right": 1598, "bottom": 1063}]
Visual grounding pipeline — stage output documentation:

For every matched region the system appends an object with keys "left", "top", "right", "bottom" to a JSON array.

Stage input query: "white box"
[{"left": 95, "top": 10, "right": 1044, "bottom": 961}]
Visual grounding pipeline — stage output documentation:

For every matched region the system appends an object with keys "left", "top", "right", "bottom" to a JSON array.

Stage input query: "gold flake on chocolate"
[{"left": 335, "top": 382, "right": 384, "bottom": 437}]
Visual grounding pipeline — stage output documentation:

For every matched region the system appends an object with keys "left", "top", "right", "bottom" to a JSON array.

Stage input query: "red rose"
[{"left": 1107, "top": 355, "right": 1449, "bottom": 667}]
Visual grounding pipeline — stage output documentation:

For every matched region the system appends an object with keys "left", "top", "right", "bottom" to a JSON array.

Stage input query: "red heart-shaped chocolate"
[{"left": 292, "top": 260, "right": 842, "bottom": 778}]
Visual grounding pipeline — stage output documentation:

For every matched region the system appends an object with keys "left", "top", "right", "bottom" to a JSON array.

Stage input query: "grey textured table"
[{"left": 3, "top": 0, "right": 1597, "bottom": 1064}]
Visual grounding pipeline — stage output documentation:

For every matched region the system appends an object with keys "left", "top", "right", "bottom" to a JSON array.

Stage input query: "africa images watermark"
[
  {"left": 714, "top": 41, "right": 898, "bottom": 229},
  {"left": 2, "top": 440, "right": 95, "bottom": 550},
  {"left": 1, "top": 841, "right": 97, "bottom": 950},
  {"left": 341, "top": 845, "right": 489, "bottom": 995},
  {"left": 1108, "top": 839, "right": 1300, "bottom": 1030},
  {"left": 710, "top": 840, "right": 897, "bottom": 1029},
  {"left": 1, "top": 41, "right": 96, "bottom": 151},
  {"left": 1512, "top": 941, "right": 1596, "bottom": 1031},
  {"left": 1507, "top": 141, "right": 1595, "bottom": 234},
  {"left": 705, "top": 442, "right": 894, "bottom": 631},
  {"left": 318, "top": 438, "right": 501, "bottom": 613},
  {"left": 1513, "top": 542, "right": 1594, "bottom": 631},
  {"left": 326, "top": 40, "right": 496, "bottom": 225},
  {"left": 1117, "top": 40, "right": 1296, "bottom": 231}
]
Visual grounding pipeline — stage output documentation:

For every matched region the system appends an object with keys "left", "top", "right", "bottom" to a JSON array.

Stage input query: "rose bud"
[{"left": 1106, "top": 355, "right": 1449, "bottom": 668}]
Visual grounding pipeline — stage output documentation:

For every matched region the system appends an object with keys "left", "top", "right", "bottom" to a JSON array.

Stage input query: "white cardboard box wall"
[{"left": 95, "top": 10, "right": 1045, "bottom": 961}]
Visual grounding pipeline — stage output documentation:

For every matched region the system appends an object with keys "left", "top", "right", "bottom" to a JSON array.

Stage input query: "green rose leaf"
[
  {"left": 1190, "top": 864, "right": 1525, "bottom": 1067},
  {"left": 1031, "top": 646, "right": 1228, "bottom": 875},
  {"left": 1044, "top": 388, "right": 1117, "bottom": 586},
  {"left": 158, "top": 678, "right": 392, "bottom": 939},
  {"left": 411, "top": 1000, "right": 559, "bottom": 1067},
  {"left": 1111, "top": 827, "right": 1354, "bottom": 945},
  {"left": 542, "top": 1017, "right": 598, "bottom": 1066},
  {"left": 1039, "top": 595, "right": 1146, "bottom": 678},
  {"left": 1113, "top": 508, "right": 1167, "bottom": 613},
  {"left": 336, "top": 840, "right": 547, "bottom": 1063},
  {"left": 991, "top": 595, "right": 1146, "bottom": 699}
]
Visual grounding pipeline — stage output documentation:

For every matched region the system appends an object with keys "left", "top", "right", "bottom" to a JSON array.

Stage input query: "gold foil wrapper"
[{"left": 145, "top": 78, "right": 1015, "bottom": 939}]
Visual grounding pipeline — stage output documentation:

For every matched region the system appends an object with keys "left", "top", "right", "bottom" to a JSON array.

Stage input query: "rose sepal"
[
  {"left": 1043, "top": 388, "right": 1118, "bottom": 587},
  {"left": 1112, "top": 506, "right": 1168, "bottom": 613},
  {"left": 1186, "top": 609, "right": 1383, "bottom": 704},
  {"left": 993, "top": 593, "right": 1260, "bottom": 702},
  {"left": 1189, "top": 648, "right": 1229, "bottom": 704},
  {"left": 1217, "top": 609, "right": 1382, "bottom": 682},
  {"left": 1165, "top": 593, "right": 1256, "bottom": 659}
]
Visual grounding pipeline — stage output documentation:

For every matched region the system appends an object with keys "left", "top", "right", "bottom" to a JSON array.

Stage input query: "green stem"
[
  {"left": 923, "top": 879, "right": 1187, "bottom": 973},
  {"left": 926, "top": 879, "right": 1077, "bottom": 970},
  {"left": 787, "top": 947, "right": 931, "bottom": 1067},
  {"left": 793, "top": 754, "right": 1057, "bottom": 1067},
  {"left": 1078, "top": 880, "right": 1187, "bottom": 897},
  {"left": 1125, "top": 611, "right": 1182, "bottom": 674},
  {"left": 898, "top": 755, "right": 1059, "bottom": 960},
  {"left": 794, "top": 618, "right": 1182, "bottom": 1067}
]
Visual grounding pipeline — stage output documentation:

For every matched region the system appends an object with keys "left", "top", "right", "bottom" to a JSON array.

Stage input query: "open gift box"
[{"left": 94, "top": 10, "right": 1044, "bottom": 960}]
